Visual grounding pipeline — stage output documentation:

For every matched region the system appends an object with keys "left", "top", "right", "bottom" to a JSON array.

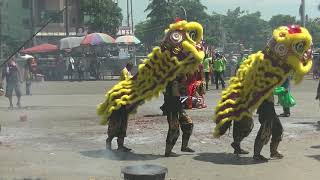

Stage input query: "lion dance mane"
[
  {"left": 213, "top": 25, "right": 313, "bottom": 137},
  {"left": 97, "top": 20, "right": 205, "bottom": 125}
]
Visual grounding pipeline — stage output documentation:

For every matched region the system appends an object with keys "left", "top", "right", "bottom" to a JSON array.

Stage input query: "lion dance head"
[
  {"left": 265, "top": 25, "right": 313, "bottom": 83},
  {"left": 160, "top": 20, "right": 205, "bottom": 73}
]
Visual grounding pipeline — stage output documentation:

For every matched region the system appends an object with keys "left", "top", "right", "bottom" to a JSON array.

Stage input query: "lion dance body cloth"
[
  {"left": 213, "top": 25, "right": 313, "bottom": 137},
  {"left": 97, "top": 20, "right": 205, "bottom": 125}
]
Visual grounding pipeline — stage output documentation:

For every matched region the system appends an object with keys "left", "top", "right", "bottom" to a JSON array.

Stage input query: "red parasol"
[{"left": 21, "top": 43, "right": 58, "bottom": 54}]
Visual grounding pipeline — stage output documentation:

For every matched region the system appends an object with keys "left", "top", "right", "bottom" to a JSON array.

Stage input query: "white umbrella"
[
  {"left": 19, "top": 54, "right": 34, "bottom": 60},
  {"left": 115, "top": 35, "right": 141, "bottom": 45},
  {"left": 59, "top": 36, "right": 85, "bottom": 50}
]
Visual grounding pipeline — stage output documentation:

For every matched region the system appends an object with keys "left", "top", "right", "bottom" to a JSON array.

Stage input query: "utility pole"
[
  {"left": 65, "top": 0, "right": 69, "bottom": 36},
  {"left": 30, "top": 0, "right": 35, "bottom": 45},
  {"left": 219, "top": 15, "right": 225, "bottom": 51},
  {"left": 0, "top": 4, "right": 2, "bottom": 60},
  {"left": 300, "top": 0, "right": 306, "bottom": 27},
  {"left": 127, "top": 0, "right": 130, "bottom": 28},
  {"left": 130, "top": 0, "right": 133, "bottom": 34}
]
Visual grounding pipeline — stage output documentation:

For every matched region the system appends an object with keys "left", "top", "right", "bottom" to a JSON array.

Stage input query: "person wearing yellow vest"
[
  {"left": 120, "top": 62, "right": 133, "bottom": 81},
  {"left": 202, "top": 54, "right": 211, "bottom": 91},
  {"left": 213, "top": 53, "right": 226, "bottom": 89}
]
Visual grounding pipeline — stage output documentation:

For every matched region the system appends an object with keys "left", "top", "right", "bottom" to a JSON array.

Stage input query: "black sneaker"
[
  {"left": 181, "top": 147, "right": 195, "bottom": 152},
  {"left": 106, "top": 141, "right": 112, "bottom": 151},
  {"left": 117, "top": 146, "right": 132, "bottom": 152},
  {"left": 278, "top": 113, "right": 290, "bottom": 117},
  {"left": 231, "top": 142, "right": 249, "bottom": 154},
  {"left": 270, "top": 152, "right": 284, "bottom": 159},
  {"left": 165, "top": 152, "right": 178, "bottom": 157},
  {"left": 253, "top": 154, "right": 269, "bottom": 161},
  {"left": 234, "top": 149, "right": 249, "bottom": 154}
]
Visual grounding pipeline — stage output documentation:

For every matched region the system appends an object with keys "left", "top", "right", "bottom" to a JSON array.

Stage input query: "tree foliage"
[
  {"left": 136, "top": 3, "right": 320, "bottom": 52},
  {"left": 143, "top": 0, "right": 178, "bottom": 44},
  {"left": 306, "top": 19, "right": 320, "bottom": 47},
  {"left": 1, "top": 36, "right": 24, "bottom": 58},
  {"left": 135, "top": 20, "right": 155, "bottom": 48},
  {"left": 269, "top": 15, "right": 296, "bottom": 29},
  {"left": 138, "top": 0, "right": 209, "bottom": 47},
  {"left": 80, "top": 0, "right": 122, "bottom": 35},
  {"left": 175, "top": 0, "right": 207, "bottom": 23}
]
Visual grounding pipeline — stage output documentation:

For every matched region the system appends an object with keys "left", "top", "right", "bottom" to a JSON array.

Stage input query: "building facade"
[
  {"left": 33, "top": 0, "right": 82, "bottom": 43},
  {"left": 0, "top": 0, "right": 8, "bottom": 58},
  {"left": 33, "top": 0, "right": 81, "bottom": 35},
  {"left": 0, "top": 0, "right": 82, "bottom": 45},
  {"left": 0, "top": 0, "right": 32, "bottom": 40}
]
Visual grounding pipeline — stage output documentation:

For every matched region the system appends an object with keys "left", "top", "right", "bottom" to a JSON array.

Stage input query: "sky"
[{"left": 118, "top": 0, "right": 319, "bottom": 25}]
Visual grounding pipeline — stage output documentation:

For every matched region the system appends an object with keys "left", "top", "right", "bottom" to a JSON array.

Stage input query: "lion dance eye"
[
  {"left": 170, "top": 31, "right": 183, "bottom": 43},
  {"left": 274, "top": 43, "right": 288, "bottom": 57},
  {"left": 189, "top": 30, "right": 198, "bottom": 42},
  {"left": 294, "top": 41, "right": 305, "bottom": 54}
]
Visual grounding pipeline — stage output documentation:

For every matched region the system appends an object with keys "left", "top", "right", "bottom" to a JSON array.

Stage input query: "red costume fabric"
[{"left": 186, "top": 65, "right": 206, "bottom": 109}]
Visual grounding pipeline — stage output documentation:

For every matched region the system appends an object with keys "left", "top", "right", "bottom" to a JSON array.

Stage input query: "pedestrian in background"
[
  {"left": 278, "top": 77, "right": 291, "bottom": 117},
  {"left": 1, "top": 57, "right": 23, "bottom": 109},
  {"left": 67, "top": 55, "right": 75, "bottom": 81},
  {"left": 213, "top": 53, "right": 226, "bottom": 89},
  {"left": 77, "top": 60, "right": 85, "bottom": 81},
  {"left": 120, "top": 62, "right": 133, "bottom": 81},
  {"left": 236, "top": 53, "right": 246, "bottom": 71},
  {"left": 230, "top": 54, "right": 238, "bottom": 77},
  {"left": 24, "top": 58, "right": 37, "bottom": 95},
  {"left": 210, "top": 53, "right": 216, "bottom": 85},
  {"left": 202, "top": 54, "right": 211, "bottom": 91}
]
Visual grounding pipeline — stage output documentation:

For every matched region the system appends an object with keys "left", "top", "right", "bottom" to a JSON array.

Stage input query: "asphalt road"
[{"left": 0, "top": 78, "right": 319, "bottom": 180}]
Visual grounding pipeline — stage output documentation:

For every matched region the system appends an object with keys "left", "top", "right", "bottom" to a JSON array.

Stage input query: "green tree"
[
  {"left": 220, "top": 7, "right": 246, "bottom": 43},
  {"left": 80, "top": 0, "right": 122, "bottom": 35},
  {"left": 205, "top": 7, "right": 271, "bottom": 51},
  {"left": 233, "top": 12, "right": 271, "bottom": 51},
  {"left": 269, "top": 14, "right": 296, "bottom": 29},
  {"left": 204, "top": 14, "right": 221, "bottom": 46},
  {"left": 144, "top": 0, "right": 177, "bottom": 43},
  {"left": 1, "top": 36, "right": 24, "bottom": 57},
  {"left": 137, "top": 0, "right": 209, "bottom": 47},
  {"left": 306, "top": 19, "right": 320, "bottom": 47},
  {"left": 135, "top": 20, "right": 155, "bottom": 49},
  {"left": 175, "top": 0, "right": 208, "bottom": 23}
]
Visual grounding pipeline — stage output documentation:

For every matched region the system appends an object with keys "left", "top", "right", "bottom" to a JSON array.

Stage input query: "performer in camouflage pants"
[
  {"left": 106, "top": 106, "right": 131, "bottom": 152},
  {"left": 253, "top": 95, "right": 284, "bottom": 161},
  {"left": 231, "top": 117, "right": 253, "bottom": 154},
  {"left": 163, "top": 76, "right": 195, "bottom": 157}
]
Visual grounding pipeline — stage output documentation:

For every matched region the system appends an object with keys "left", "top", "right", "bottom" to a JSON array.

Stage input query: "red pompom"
[
  {"left": 288, "top": 25, "right": 302, "bottom": 34},
  {"left": 175, "top": 17, "right": 183, "bottom": 22}
]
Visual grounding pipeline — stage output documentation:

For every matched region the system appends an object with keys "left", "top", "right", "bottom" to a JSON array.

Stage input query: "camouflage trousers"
[
  {"left": 254, "top": 110, "right": 283, "bottom": 156},
  {"left": 107, "top": 106, "right": 128, "bottom": 138},
  {"left": 233, "top": 116, "right": 254, "bottom": 144},
  {"left": 166, "top": 110, "right": 193, "bottom": 147}
]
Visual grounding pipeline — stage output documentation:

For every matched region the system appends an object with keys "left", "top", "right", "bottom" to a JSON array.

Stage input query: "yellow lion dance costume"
[
  {"left": 97, "top": 20, "right": 205, "bottom": 125},
  {"left": 214, "top": 25, "right": 313, "bottom": 137}
]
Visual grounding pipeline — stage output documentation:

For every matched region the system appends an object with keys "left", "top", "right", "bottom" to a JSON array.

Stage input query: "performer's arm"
[{"left": 122, "top": 69, "right": 131, "bottom": 80}]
